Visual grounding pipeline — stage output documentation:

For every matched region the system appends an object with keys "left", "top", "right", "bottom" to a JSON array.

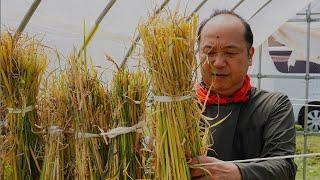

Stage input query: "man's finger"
[
  {"left": 189, "top": 156, "right": 218, "bottom": 165},
  {"left": 190, "top": 167, "right": 209, "bottom": 178}
]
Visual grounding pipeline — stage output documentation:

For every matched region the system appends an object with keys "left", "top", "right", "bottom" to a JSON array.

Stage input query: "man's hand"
[{"left": 190, "top": 156, "right": 242, "bottom": 180}]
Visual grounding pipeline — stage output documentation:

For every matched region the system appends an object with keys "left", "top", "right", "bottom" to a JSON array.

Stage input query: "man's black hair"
[{"left": 197, "top": 9, "right": 253, "bottom": 48}]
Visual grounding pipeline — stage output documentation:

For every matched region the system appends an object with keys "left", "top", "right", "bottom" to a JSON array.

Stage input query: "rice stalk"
[
  {"left": 106, "top": 69, "right": 148, "bottom": 179},
  {"left": 0, "top": 103, "right": 8, "bottom": 180},
  {"left": 0, "top": 31, "right": 47, "bottom": 180},
  {"left": 139, "top": 14, "right": 207, "bottom": 180},
  {"left": 37, "top": 49, "right": 112, "bottom": 179},
  {"left": 38, "top": 73, "right": 70, "bottom": 180},
  {"left": 66, "top": 51, "right": 111, "bottom": 179}
]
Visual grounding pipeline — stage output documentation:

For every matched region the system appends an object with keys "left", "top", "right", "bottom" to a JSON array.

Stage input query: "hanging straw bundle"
[
  {"left": 0, "top": 32, "right": 47, "bottom": 179},
  {"left": 38, "top": 74, "right": 70, "bottom": 180},
  {"left": 139, "top": 14, "right": 207, "bottom": 179},
  {"left": 38, "top": 51, "right": 112, "bottom": 180},
  {"left": 0, "top": 103, "right": 8, "bottom": 180},
  {"left": 65, "top": 52, "right": 111, "bottom": 179},
  {"left": 106, "top": 69, "right": 148, "bottom": 179}
]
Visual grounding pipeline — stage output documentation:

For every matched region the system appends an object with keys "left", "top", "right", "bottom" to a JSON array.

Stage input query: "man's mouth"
[{"left": 211, "top": 73, "right": 228, "bottom": 77}]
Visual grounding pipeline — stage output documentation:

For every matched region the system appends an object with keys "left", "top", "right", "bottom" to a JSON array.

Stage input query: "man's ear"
[{"left": 248, "top": 47, "right": 254, "bottom": 66}]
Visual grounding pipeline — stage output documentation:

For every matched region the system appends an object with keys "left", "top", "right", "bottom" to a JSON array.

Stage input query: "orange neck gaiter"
[{"left": 196, "top": 75, "right": 252, "bottom": 105}]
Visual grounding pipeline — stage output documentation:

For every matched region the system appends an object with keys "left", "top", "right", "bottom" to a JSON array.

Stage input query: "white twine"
[
  {"left": 191, "top": 153, "right": 320, "bottom": 167},
  {"left": 46, "top": 121, "right": 145, "bottom": 139},
  {"left": 153, "top": 95, "right": 192, "bottom": 103},
  {"left": 7, "top": 105, "right": 34, "bottom": 114},
  {"left": 75, "top": 132, "right": 100, "bottom": 138},
  {"left": 47, "top": 125, "right": 64, "bottom": 135},
  {"left": 0, "top": 120, "right": 7, "bottom": 127},
  {"left": 100, "top": 121, "right": 145, "bottom": 138}
]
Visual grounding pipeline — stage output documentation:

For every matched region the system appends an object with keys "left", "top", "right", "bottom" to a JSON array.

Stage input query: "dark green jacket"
[{"left": 204, "top": 87, "right": 297, "bottom": 180}]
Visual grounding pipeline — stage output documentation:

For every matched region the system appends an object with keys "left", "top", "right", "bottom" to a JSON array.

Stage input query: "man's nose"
[{"left": 211, "top": 53, "right": 226, "bottom": 69}]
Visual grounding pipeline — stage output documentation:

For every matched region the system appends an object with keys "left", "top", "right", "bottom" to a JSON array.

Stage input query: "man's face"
[{"left": 199, "top": 14, "right": 254, "bottom": 96}]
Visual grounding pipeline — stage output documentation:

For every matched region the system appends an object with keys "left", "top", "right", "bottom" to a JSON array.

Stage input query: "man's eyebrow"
[
  {"left": 202, "top": 45, "right": 214, "bottom": 50},
  {"left": 224, "top": 45, "right": 241, "bottom": 49},
  {"left": 202, "top": 44, "right": 242, "bottom": 50}
]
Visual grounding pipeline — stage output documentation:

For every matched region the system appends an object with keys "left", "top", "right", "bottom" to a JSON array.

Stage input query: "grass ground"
[{"left": 295, "top": 125, "right": 320, "bottom": 179}]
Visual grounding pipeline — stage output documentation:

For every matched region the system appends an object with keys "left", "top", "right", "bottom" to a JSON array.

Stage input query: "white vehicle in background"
[
  {"left": 267, "top": 42, "right": 320, "bottom": 131},
  {"left": 250, "top": 17, "right": 320, "bottom": 132}
]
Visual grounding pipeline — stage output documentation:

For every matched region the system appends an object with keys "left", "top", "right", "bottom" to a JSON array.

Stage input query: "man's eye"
[
  {"left": 207, "top": 52, "right": 216, "bottom": 57},
  {"left": 225, "top": 52, "right": 238, "bottom": 56}
]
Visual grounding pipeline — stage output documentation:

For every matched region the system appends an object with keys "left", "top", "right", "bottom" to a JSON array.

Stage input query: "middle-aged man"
[{"left": 191, "top": 10, "right": 297, "bottom": 180}]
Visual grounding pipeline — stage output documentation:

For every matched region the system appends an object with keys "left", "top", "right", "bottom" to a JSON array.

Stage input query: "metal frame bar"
[
  {"left": 287, "top": 18, "right": 320, "bottom": 22},
  {"left": 296, "top": 131, "right": 320, "bottom": 136},
  {"left": 119, "top": 0, "right": 214, "bottom": 69},
  {"left": 186, "top": 0, "right": 208, "bottom": 21},
  {"left": 297, "top": 12, "right": 320, "bottom": 15},
  {"left": 14, "top": 0, "right": 42, "bottom": 38},
  {"left": 119, "top": 0, "right": 171, "bottom": 69},
  {"left": 248, "top": 0, "right": 272, "bottom": 20},
  {"left": 231, "top": 0, "right": 245, "bottom": 11},
  {"left": 302, "top": 5, "right": 311, "bottom": 180},
  {"left": 78, "top": 0, "right": 117, "bottom": 56},
  {"left": 292, "top": 104, "right": 320, "bottom": 107},
  {"left": 249, "top": 74, "right": 320, "bottom": 79},
  {"left": 257, "top": 45, "right": 263, "bottom": 89}
]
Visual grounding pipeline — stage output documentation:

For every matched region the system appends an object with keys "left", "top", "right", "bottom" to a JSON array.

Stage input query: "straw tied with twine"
[
  {"left": 4, "top": 94, "right": 193, "bottom": 141},
  {"left": 5, "top": 98, "right": 320, "bottom": 169}
]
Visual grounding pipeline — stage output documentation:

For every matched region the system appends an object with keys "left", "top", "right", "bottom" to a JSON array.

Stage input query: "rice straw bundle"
[
  {"left": 0, "top": 131, "right": 9, "bottom": 180},
  {"left": 0, "top": 103, "right": 8, "bottom": 180},
  {"left": 139, "top": 14, "right": 206, "bottom": 179},
  {"left": 0, "top": 32, "right": 47, "bottom": 179},
  {"left": 38, "top": 74, "right": 70, "bottom": 180},
  {"left": 38, "top": 50, "right": 111, "bottom": 179},
  {"left": 65, "top": 52, "right": 111, "bottom": 179},
  {"left": 106, "top": 69, "right": 148, "bottom": 179}
]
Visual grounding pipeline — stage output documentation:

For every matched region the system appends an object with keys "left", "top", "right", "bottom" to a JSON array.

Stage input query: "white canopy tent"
[
  {"left": 1, "top": 0, "right": 314, "bottom": 79},
  {"left": 272, "top": 1, "right": 320, "bottom": 67},
  {"left": 2, "top": 2, "right": 320, "bottom": 179}
]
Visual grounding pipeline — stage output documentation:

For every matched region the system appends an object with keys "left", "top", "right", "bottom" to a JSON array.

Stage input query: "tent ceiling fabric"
[
  {"left": 234, "top": 0, "right": 271, "bottom": 20},
  {"left": 248, "top": 0, "right": 313, "bottom": 48},
  {"left": 1, "top": 0, "right": 315, "bottom": 71}
]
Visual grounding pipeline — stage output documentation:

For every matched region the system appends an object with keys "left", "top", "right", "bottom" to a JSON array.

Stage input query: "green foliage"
[{"left": 295, "top": 135, "right": 320, "bottom": 179}]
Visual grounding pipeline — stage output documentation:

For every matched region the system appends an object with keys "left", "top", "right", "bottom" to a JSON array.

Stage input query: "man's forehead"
[
  {"left": 200, "top": 15, "right": 247, "bottom": 46},
  {"left": 206, "top": 14, "right": 244, "bottom": 28},
  {"left": 202, "top": 14, "right": 245, "bottom": 36}
]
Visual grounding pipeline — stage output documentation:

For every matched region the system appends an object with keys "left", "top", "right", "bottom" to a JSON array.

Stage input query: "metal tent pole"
[
  {"left": 14, "top": 0, "right": 42, "bottom": 38},
  {"left": 249, "top": 74, "right": 320, "bottom": 80},
  {"left": 257, "top": 44, "right": 262, "bottom": 89},
  {"left": 302, "top": 4, "right": 311, "bottom": 180},
  {"left": 231, "top": 0, "right": 245, "bottom": 11},
  {"left": 248, "top": 0, "right": 272, "bottom": 20},
  {"left": 119, "top": 0, "right": 171, "bottom": 69},
  {"left": 78, "top": 0, "right": 117, "bottom": 56},
  {"left": 186, "top": 0, "right": 208, "bottom": 21}
]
